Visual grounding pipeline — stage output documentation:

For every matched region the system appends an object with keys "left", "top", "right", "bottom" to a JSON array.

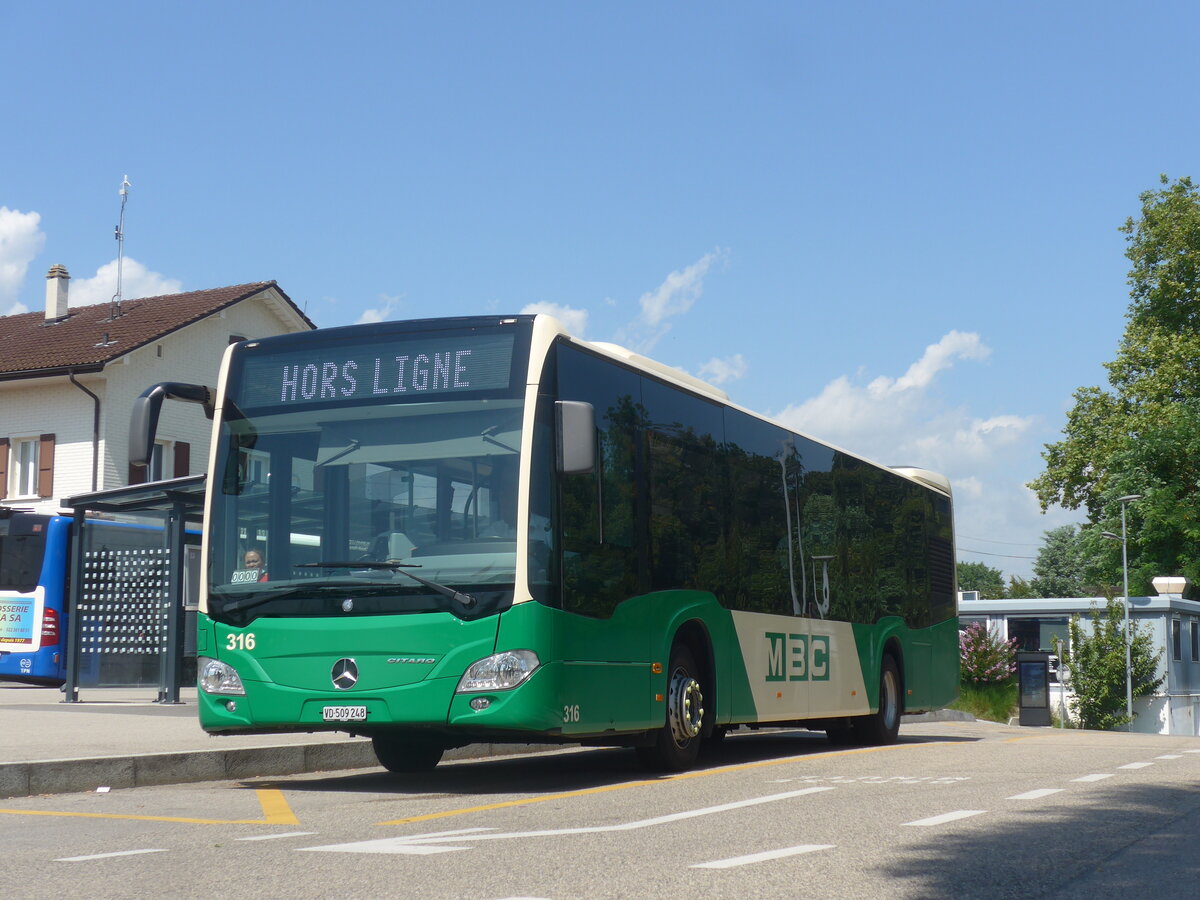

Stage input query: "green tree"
[
  {"left": 1030, "top": 176, "right": 1200, "bottom": 593},
  {"left": 1004, "top": 575, "right": 1035, "bottom": 599},
  {"left": 956, "top": 561, "right": 1007, "bottom": 598},
  {"left": 1064, "top": 599, "right": 1164, "bottom": 730},
  {"left": 1030, "top": 525, "right": 1087, "bottom": 597}
]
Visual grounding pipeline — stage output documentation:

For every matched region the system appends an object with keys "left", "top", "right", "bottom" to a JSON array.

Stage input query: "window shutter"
[
  {"left": 37, "top": 434, "right": 55, "bottom": 498},
  {"left": 174, "top": 441, "right": 191, "bottom": 478},
  {"left": 0, "top": 438, "right": 8, "bottom": 500}
]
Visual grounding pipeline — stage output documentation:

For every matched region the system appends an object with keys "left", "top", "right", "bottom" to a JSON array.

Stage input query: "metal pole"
[
  {"left": 1056, "top": 637, "right": 1066, "bottom": 728},
  {"left": 1121, "top": 501, "right": 1133, "bottom": 727},
  {"left": 62, "top": 508, "right": 87, "bottom": 703},
  {"left": 158, "top": 505, "right": 185, "bottom": 704}
]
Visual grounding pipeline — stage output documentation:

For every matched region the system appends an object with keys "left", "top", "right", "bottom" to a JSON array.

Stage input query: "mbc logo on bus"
[{"left": 765, "top": 632, "right": 831, "bottom": 682}]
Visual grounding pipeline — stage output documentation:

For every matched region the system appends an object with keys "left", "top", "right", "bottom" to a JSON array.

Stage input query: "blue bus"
[{"left": 0, "top": 510, "right": 71, "bottom": 684}]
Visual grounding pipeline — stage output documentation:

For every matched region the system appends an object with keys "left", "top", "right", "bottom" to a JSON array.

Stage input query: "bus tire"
[
  {"left": 372, "top": 735, "right": 444, "bottom": 773},
  {"left": 637, "top": 644, "right": 705, "bottom": 772},
  {"left": 853, "top": 654, "right": 902, "bottom": 745}
]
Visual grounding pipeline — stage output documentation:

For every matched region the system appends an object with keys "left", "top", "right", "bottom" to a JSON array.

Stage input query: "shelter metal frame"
[{"left": 63, "top": 475, "right": 205, "bottom": 703}]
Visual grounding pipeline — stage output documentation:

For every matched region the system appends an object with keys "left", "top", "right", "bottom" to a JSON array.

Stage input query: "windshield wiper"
[
  {"left": 297, "top": 561, "right": 478, "bottom": 609},
  {"left": 218, "top": 581, "right": 363, "bottom": 614}
]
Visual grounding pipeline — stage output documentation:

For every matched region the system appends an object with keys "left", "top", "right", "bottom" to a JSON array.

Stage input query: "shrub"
[
  {"left": 960, "top": 621, "right": 1018, "bottom": 686},
  {"left": 1064, "top": 599, "right": 1163, "bottom": 730}
]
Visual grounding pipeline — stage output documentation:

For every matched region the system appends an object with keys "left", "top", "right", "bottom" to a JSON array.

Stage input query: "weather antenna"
[{"left": 110, "top": 175, "right": 131, "bottom": 319}]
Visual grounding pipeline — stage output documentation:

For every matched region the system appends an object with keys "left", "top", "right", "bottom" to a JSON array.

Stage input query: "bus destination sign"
[{"left": 237, "top": 332, "right": 516, "bottom": 409}]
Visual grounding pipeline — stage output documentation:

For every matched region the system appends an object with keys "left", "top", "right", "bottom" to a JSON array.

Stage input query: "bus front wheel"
[
  {"left": 372, "top": 735, "right": 444, "bottom": 773},
  {"left": 637, "top": 644, "right": 705, "bottom": 772}
]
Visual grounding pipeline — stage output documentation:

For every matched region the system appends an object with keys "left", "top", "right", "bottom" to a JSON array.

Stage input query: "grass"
[{"left": 949, "top": 680, "right": 1018, "bottom": 723}]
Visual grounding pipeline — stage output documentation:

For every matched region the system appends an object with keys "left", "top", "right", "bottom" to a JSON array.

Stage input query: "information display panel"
[{"left": 236, "top": 332, "right": 517, "bottom": 410}]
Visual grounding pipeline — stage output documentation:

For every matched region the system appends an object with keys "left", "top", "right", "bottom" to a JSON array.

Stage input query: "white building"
[
  {"left": 960, "top": 577, "right": 1200, "bottom": 736},
  {"left": 0, "top": 266, "right": 313, "bottom": 513}
]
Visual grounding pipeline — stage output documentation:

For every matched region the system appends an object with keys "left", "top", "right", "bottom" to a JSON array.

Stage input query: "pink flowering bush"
[{"left": 959, "top": 621, "right": 1019, "bottom": 685}]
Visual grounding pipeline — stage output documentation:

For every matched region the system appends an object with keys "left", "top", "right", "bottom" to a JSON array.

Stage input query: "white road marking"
[
  {"left": 56, "top": 848, "right": 168, "bottom": 862},
  {"left": 903, "top": 810, "right": 986, "bottom": 827},
  {"left": 770, "top": 775, "right": 970, "bottom": 786},
  {"left": 301, "top": 788, "right": 836, "bottom": 855},
  {"left": 692, "top": 844, "right": 836, "bottom": 869},
  {"left": 1073, "top": 774, "right": 1113, "bottom": 782},
  {"left": 302, "top": 838, "right": 468, "bottom": 855},
  {"left": 1156, "top": 755, "right": 1183, "bottom": 760},
  {"left": 237, "top": 832, "right": 318, "bottom": 841},
  {"left": 1007, "top": 788, "right": 1063, "bottom": 801},
  {"left": 1119, "top": 762, "right": 1153, "bottom": 769},
  {"left": 1185, "top": 750, "right": 1200, "bottom": 754}
]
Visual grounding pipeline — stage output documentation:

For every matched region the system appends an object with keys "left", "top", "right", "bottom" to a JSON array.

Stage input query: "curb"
[
  {"left": 902, "top": 709, "right": 975, "bottom": 723},
  {"left": 0, "top": 740, "right": 558, "bottom": 799}
]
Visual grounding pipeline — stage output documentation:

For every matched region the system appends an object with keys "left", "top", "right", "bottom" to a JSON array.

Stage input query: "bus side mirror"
[
  {"left": 129, "top": 382, "right": 215, "bottom": 467},
  {"left": 555, "top": 401, "right": 595, "bottom": 475}
]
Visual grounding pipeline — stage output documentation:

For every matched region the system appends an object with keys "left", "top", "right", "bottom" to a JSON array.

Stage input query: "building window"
[
  {"left": 1172, "top": 619, "right": 1182, "bottom": 661},
  {"left": 1191, "top": 621, "right": 1198, "bottom": 663},
  {"left": 13, "top": 438, "right": 39, "bottom": 497}
]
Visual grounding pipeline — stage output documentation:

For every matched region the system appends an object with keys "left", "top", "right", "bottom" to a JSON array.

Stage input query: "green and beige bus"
[{"left": 131, "top": 314, "right": 958, "bottom": 772}]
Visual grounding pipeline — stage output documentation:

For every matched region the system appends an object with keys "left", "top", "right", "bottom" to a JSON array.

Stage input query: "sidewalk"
[{"left": 0, "top": 683, "right": 543, "bottom": 799}]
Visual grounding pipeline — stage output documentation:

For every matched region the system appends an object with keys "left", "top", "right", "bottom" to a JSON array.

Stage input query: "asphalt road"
[{"left": 3, "top": 720, "right": 1199, "bottom": 899}]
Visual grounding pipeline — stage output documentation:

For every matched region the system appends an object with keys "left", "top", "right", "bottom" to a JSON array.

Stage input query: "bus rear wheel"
[
  {"left": 637, "top": 644, "right": 705, "bottom": 772},
  {"left": 853, "top": 655, "right": 902, "bottom": 745},
  {"left": 372, "top": 736, "right": 444, "bottom": 773}
]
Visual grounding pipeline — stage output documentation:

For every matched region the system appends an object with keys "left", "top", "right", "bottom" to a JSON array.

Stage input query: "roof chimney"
[{"left": 45, "top": 264, "right": 70, "bottom": 322}]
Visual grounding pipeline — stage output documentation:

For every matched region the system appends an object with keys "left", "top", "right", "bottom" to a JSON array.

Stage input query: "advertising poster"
[{"left": 0, "top": 587, "right": 44, "bottom": 652}]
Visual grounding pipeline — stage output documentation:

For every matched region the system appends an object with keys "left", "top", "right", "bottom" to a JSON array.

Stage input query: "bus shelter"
[{"left": 63, "top": 475, "right": 205, "bottom": 703}]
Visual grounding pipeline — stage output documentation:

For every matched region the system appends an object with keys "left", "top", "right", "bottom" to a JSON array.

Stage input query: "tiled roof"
[{"left": 0, "top": 281, "right": 311, "bottom": 378}]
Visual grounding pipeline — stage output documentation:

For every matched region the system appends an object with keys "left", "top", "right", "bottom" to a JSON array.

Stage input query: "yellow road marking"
[
  {"left": 378, "top": 740, "right": 943, "bottom": 826},
  {"left": 256, "top": 788, "right": 300, "bottom": 825},
  {"left": 0, "top": 788, "right": 298, "bottom": 827}
]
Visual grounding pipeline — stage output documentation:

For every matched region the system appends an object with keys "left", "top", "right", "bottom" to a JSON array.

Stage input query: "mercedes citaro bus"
[{"left": 130, "top": 314, "right": 958, "bottom": 772}]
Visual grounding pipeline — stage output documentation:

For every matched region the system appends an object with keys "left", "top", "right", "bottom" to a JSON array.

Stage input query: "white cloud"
[
  {"left": 771, "top": 330, "right": 1064, "bottom": 579},
  {"left": 357, "top": 294, "right": 404, "bottom": 324},
  {"left": 697, "top": 353, "right": 747, "bottom": 385},
  {"left": 618, "top": 249, "right": 726, "bottom": 352},
  {"left": 69, "top": 258, "right": 182, "bottom": 307},
  {"left": 0, "top": 207, "right": 46, "bottom": 307},
  {"left": 520, "top": 301, "right": 589, "bottom": 336},
  {"left": 953, "top": 476, "right": 985, "bottom": 500},
  {"left": 775, "top": 331, "right": 998, "bottom": 452},
  {"left": 871, "top": 330, "right": 990, "bottom": 396}
]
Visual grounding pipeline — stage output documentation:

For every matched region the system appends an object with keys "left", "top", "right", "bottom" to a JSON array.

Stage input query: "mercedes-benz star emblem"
[
  {"left": 331, "top": 658, "right": 358, "bottom": 690},
  {"left": 342, "top": 598, "right": 354, "bottom": 613}
]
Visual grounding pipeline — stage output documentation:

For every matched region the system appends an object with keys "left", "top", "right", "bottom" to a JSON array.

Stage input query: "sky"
[{"left": 3, "top": 2, "right": 1198, "bottom": 580}]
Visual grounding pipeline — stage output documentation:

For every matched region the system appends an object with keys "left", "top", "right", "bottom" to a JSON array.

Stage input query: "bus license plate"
[{"left": 322, "top": 705, "right": 368, "bottom": 722}]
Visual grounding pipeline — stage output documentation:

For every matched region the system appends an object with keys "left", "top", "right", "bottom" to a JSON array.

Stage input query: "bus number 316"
[{"left": 563, "top": 704, "right": 581, "bottom": 723}]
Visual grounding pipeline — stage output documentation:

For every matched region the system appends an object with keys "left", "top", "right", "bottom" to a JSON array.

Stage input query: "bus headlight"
[
  {"left": 198, "top": 657, "right": 246, "bottom": 695},
  {"left": 456, "top": 650, "right": 539, "bottom": 692}
]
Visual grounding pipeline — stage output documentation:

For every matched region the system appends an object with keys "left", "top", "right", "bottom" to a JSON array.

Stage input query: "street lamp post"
[{"left": 1102, "top": 493, "right": 1143, "bottom": 729}]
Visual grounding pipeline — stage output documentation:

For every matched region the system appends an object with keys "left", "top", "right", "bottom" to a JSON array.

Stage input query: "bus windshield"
[{"left": 207, "top": 396, "right": 525, "bottom": 621}]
